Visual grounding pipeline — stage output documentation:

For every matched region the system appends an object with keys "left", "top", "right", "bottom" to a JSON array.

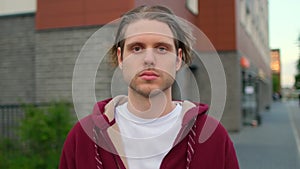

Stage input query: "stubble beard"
[{"left": 129, "top": 75, "right": 175, "bottom": 98}]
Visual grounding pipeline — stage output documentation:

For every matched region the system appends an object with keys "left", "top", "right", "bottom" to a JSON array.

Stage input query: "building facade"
[
  {"left": 0, "top": 0, "right": 272, "bottom": 131},
  {"left": 270, "top": 49, "right": 281, "bottom": 94}
]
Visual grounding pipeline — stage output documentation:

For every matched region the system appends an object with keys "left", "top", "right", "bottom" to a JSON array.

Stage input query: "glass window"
[{"left": 186, "top": 0, "right": 198, "bottom": 15}]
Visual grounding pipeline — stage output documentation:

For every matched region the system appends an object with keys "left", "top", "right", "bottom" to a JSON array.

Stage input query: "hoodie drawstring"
[
  {"left": 186, "top": 123, "right": 197, "bottom": 169},
  {"left": 93, "top": 127, "right": 104, "bottom": 169}
]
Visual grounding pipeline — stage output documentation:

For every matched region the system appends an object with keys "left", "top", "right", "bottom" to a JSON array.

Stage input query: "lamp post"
[{"left": 295, "top": 33, "right": 300, "bottom": 89}]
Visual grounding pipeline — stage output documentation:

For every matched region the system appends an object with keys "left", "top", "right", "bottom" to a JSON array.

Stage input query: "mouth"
[{"left": 139, "top": 70, "right": 159, "bottom": 80}]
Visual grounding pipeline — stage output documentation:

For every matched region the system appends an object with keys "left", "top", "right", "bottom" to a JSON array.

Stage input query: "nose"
[{"left": 143, "top": 48, "right": 156, "bottom": 66}]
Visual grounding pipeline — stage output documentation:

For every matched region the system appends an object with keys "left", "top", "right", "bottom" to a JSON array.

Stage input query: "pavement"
[{"left": 230, "top": 100, "right": 300, "bottom": 169}]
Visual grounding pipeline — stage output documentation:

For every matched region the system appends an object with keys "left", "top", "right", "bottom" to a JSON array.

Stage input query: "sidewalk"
[{"left": 230, "top": 100, "right": 300, "bottom": 169}]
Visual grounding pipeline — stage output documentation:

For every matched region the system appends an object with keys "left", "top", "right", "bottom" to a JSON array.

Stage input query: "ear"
[
  {"left": 117, "top": 47, "right": 123, "bottom": 69},
  {"left": 176, "top": 48, "right": 183, "bottom": 71}
]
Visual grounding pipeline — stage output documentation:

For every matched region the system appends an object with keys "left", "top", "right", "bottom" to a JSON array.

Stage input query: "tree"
[
  {"left": 272, "top": 74, "right": 280, "bottom": 93},
  {"left": 295, "top": 72, "right": 300, "bottom": 89}
]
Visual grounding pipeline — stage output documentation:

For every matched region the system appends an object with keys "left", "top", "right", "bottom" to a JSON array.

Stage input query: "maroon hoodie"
[{"left": 59, "top": 96, "right": 239, "bottom": 169}]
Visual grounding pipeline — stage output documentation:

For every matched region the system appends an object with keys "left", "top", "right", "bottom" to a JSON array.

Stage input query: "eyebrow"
[
  {"left": 155, "top": 42, "right": 174, "bottom": 50},
  {"left": 125, "top": 42, "right": 145, "bottom": 50},
  {"left": 125, "top": 41, "right": 174, "bottom": 50}
]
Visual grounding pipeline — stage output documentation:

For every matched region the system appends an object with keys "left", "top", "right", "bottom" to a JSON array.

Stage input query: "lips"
[{"left": 139, "top": 70, "right": 159, "bottom": 80}]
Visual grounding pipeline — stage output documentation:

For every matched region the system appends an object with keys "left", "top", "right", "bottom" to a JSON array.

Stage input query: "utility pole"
[
  {"left": 295, "top": 33, "right": 300, "bottom": 89},
  {"left": 298, "top": 33, "right": 300, "bottom": 71}
]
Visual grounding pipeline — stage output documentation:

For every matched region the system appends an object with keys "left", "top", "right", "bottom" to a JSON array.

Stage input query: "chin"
[{"left": 130, "top": 83, "right": 171, "bottom": 98}]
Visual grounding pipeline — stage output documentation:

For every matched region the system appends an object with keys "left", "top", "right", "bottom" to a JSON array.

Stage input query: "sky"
[
  {"left": 0, "top": 0, "right": 299, "bottom": 88},
  {"left": 269, "top": 0, "right": 300, "bottom": 88}
]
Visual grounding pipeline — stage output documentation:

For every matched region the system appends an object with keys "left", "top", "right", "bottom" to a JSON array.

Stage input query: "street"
[{"left": 230, "top": 100, "right": 300, "bottom": 169}]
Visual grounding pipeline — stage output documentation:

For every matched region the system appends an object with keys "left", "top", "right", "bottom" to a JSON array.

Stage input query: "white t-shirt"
[{"left": 115, "top": 102, "right": 182, "bottom": 169}]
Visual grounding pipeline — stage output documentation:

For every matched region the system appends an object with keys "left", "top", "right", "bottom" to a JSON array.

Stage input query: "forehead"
[{"left": 124, "top": 19, "right": 174, "bottom": 40}]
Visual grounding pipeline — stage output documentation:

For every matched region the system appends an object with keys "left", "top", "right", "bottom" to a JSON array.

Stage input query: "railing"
[
  {"left": 0, "top": 104, "right": 25, "bottom": 139},
  {"left": 0, "top": 103, "right": 51, "bottom": 140}
]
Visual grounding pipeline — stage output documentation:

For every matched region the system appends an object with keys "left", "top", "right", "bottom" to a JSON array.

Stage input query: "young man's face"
[{"left": 117, "top": 19, "right": 182, "bottom": 97}]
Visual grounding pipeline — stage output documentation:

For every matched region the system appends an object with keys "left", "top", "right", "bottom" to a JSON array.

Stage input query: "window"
[
  {"left": 246, "top": 0, "right": 252, "bottom": 15},
  {"left": 186, "top": 0, "right": 198, "bottom": 15}
]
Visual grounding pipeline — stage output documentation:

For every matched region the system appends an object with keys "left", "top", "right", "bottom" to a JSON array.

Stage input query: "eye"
[
  {"left": 132, "top": 45, "right": 143, "bottom": 53},
  {"left": 157, "top": 46, "right": 168, "bottom": 54}
]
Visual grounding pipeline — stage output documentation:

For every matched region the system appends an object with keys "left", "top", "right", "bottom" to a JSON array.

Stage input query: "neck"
[{"left": 127, "top": 88, "right": 175, "bottom": 119}]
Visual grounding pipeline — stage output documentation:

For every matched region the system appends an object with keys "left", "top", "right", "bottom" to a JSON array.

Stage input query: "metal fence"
[
  {"left": 0, "top": 103, "right": 74, "bottom": 140},
  {"left": 0, "top": 104, "right": 25, "bottom": 139}
]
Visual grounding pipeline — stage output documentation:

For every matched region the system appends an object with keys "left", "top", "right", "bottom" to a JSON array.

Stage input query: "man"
[{"left": 59, "top": 5, "right": 240, "bottom": 169}]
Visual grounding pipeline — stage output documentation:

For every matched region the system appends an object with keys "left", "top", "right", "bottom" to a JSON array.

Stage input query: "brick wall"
[
  {"left": 0, "top": 14, "right": 117, "bottom": 106},
  {"left": 35, "top": 26, "right": 117, "bottom": 105},
  {"left": 35, "top": 28, "right": 92, "bottom": 103},
  {"left": 0, "top": 14, "right": 35, "bottom": 104}
]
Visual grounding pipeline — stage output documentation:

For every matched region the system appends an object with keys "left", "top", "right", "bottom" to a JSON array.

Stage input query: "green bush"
[
  {"left": 0, "top": 102, "right": 75, "bottom": 169},
  {"left": 272, "top": 74, "right": 280, "bottom": 93},
  {"left": 295, "top": 73, "right": 300, "bottom": 89}
]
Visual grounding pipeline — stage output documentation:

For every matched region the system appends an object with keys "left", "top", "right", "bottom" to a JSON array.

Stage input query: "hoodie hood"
[
  {"left": 91, "top": 95, "right": 209, "bottom": 130},
  {"left": 88, "top": 95, "right": 209, "bottom": 166}
]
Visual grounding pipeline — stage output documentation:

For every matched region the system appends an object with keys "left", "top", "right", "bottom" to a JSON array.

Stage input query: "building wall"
[
  {"left": 236, "top": 0, "right": 272, "bottom": 115},
  {"left": 219, "top": 51, "right": 242, "bottom": 131},
  {"left": 0, "top": 13, "right": 117, "bottom": 105},
  {"left": 135, "top": 0, "right": 197, "bottom": 24},
  {"left": 183, "top": 51, "right": 241, "bottom": 131},
  {"left": 35, "top": 25, "right": 118, "bottom": 106},
  {"left": 36, "top": 0, "right": 135, "bottom": 29},
  {"left": 194, "top": 0, "right": 241, "bottom": 130},
  {"left": 237, "top": 0, "right": 270, "bottom": 77},
  {"left": 35, "top": 27, "right": 94, "bottom": 103},
  {"left": 197, "top": 0, "right": 236, "bottom": 51},
  {"left": 36, "top": 0, "right": 198, "bottom": 30},
  {"left": 0, "top": 14, "right": 35, "bottom": 104},
  {"left": 270, "top": 49, "right": 281, "bottom": 93}
]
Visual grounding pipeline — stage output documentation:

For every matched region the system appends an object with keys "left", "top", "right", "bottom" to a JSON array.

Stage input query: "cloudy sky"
[{"left": 269, "top": 0, "right": 300, "bottom": 88}]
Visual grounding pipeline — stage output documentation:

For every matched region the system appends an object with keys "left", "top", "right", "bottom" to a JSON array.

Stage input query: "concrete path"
[{"left": 230, "top": 100, "right": 300, "bottom": 169}]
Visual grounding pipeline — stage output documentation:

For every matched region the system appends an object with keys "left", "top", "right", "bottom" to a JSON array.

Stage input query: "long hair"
[{"left": 108, "top": 5, "right": 194, "bottom": 66}]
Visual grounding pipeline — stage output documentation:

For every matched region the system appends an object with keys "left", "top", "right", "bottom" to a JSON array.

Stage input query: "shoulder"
[
  {"left": 60, "top": 115, "right": 100, "bottom": 169},
  {"left": 64, "top": 115, "right": 95, "bottom": 144},
  {"left": 194, "top": 114, "right": 231, "bottom": 144}
]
